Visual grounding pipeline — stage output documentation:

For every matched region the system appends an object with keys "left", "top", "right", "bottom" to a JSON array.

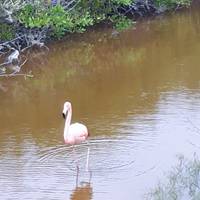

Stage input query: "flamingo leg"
[
  {"left": 76, "top": 164, "right": 79, "bottom": 187},
  {"left": 72, "top": 145, "right": 79, "bottom": 170},
  {"left": 85, "top": 142, "right": 90, "bottom": 172}
]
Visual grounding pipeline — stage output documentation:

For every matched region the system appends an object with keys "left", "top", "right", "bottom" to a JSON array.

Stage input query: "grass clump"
[{"left": 147, "top": 155, "right": 200, "bottom": 200}]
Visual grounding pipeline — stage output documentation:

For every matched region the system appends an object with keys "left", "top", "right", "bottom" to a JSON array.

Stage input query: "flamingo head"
[{"left": 62, "top": 101, "right": 71, "bottom": 119}]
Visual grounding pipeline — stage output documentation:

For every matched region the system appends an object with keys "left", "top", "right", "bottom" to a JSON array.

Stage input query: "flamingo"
[{"left": 62, "top": 101, "right": 90, "bottom": 170}]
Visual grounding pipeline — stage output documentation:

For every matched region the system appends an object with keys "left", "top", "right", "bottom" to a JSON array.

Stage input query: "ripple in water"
[{"left": 26, "top": 135, "right": 155, "bottom": 181}]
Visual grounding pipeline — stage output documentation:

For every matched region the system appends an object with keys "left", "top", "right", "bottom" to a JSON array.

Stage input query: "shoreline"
[{"left": 0, "top": 0, "right": 193, "bottom": 76}]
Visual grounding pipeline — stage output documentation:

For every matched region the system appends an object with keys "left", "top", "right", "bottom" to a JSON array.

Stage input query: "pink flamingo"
[{"left": 62, "top": 101, "right": 90, "bottom": 170}]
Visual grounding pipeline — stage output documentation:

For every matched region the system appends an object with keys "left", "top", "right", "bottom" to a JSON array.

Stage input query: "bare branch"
[{"left": 0, "top": 73, "right": 33, "bottom": 78}]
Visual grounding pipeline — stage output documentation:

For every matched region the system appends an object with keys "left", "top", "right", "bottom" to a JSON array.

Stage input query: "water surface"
[{"left": 1, "top": 6, "right": 200, "bottom": 200}]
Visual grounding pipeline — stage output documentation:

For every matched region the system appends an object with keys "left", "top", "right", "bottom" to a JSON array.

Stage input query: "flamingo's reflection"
[{"left": 70, "top": 169, "right": 92, "bottom": 200}]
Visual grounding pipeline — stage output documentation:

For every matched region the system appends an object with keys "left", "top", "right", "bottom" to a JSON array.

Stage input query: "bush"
[
  {"left": 16, "top": 0, "right": 135, "bottom": 38},
  {"left": 2, "top": 0, "right": 193, "bottom": 41}
]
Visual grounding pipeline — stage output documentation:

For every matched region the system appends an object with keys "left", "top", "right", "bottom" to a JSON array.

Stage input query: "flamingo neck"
[{"left": 64, "top": 106, "right": 72, "bottom": 140}]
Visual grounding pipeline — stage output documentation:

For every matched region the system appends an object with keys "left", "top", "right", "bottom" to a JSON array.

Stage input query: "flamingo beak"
[{"left": 62, "top": 112, "right": 66, "bottom": 119}]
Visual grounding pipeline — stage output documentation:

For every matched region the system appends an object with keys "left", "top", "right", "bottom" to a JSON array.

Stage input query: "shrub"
[{"left": 16, "top": 0, "right": 134, "bottom": 38}]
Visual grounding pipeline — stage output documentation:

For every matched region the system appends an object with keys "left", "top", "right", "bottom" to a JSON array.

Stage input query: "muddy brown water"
[{"left": 1, "top": 7, "right": 200, "bottom": 200}]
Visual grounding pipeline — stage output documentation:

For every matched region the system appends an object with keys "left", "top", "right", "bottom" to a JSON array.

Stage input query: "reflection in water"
[
  {"left": 71, "top": 169, "right": 92, "bottom": 200},
  {"left": 1, "top": 6, "right": 200, "bottom": 200},
  {"left": 71, "top": 183, "right": 92, "bottom": 200}
]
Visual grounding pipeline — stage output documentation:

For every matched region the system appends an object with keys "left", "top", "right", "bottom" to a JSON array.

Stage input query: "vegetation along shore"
[{"left": 0, "top": 0, "right": 191, "bottom": 76}]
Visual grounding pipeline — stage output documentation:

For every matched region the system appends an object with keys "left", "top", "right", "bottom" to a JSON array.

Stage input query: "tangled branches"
[
  {"left": 0, "top": 27, "right": 48, "bottom": 77},
  {"left": 0, "top": 0, "right": 27, "bottom": 23}
]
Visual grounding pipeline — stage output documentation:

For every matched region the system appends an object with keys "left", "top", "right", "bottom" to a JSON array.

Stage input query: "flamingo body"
[
  {"left": 62, "top": 102, "right": 89, "bottom": 145},
  {"left": 64, "top": 122, "right": 88, "bottom": 145}
]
